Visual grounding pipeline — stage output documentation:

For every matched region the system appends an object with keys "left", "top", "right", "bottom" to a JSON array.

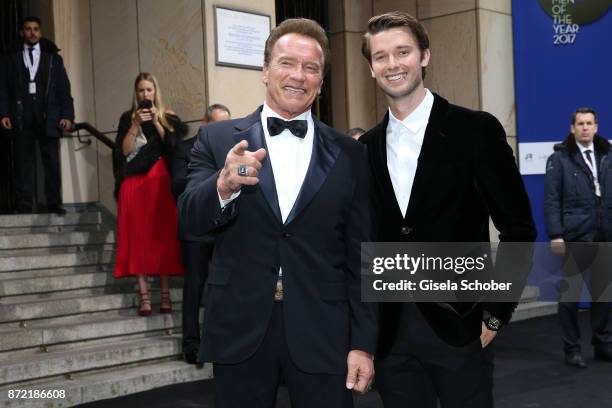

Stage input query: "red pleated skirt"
[{"left": 113, "top": 158, "right": 185, "bottom": 278}]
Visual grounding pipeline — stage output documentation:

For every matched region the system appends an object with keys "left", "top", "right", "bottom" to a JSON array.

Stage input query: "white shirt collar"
[
  {"left": 388, "top": 89, "right": 434, "bottom": 134},
  {"left": 578, "top": 142, "right": 594, "bottom": 154},
  {"left": 261, "top": 102, "right": 311, "bottom": 122},
  {"left": 23, "top": 42, "right": 40, "bottom": 52}
]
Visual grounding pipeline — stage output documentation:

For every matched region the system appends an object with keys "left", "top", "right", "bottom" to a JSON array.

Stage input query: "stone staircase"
[
  {"left": 512, "top": 285, "right": 557, "bottom": 322},
  {"left": 0, "top": 207, "right": 211, "bottom": 408}
]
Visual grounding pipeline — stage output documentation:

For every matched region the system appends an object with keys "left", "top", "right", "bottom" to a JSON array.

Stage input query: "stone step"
[
  {"left": 0, "top": 212, "right": 102, "bottom": 229},
  {"left": 519, "top": 285, "right": 540, "bottom": 303},
  {"left": 0, "top": 331, "right": 177, "bottom": 364},
  {"left": 0, "top": 301, "right": 185, "bottom": 334},
  {"left": 0, "top": 335, "right": 183, "bottom": 386},
  {"left": 0, "top": 360, "right": 212, "bottom": 408},
  {"left": 0, "top": 278, "right": 182, "bottom": 304},
  {"left": 0, "top": 231, "right": 115, "bottom": 250},
  {"left": 0, "top": 310, "right": 182, "bottom": 352},
  {"left": 511, "top": 301, "right": 558, "bottom": 323},
  {"left": 0, "top": 272, "right": 127, "bottom": 297},
  {"left": 0, "top": 265, "right": 114, "bottom": 281},
  {"left": 0, "top": 224, "right": 107, "bottom": 236},
  {"left": 0, "top": 245, "right": 115, "bottom": 259},
  {"left": 0, "top": 288, "right": 182, "bottom": 323},
  {"left": 0, "top": 286, "right": 131, "bottom": 306},
  {"left": 0, "top": 249, "right": 114, "bottom": 272},
  {"left": 0, "top": 292, "right": 137, "bottom": 323}
]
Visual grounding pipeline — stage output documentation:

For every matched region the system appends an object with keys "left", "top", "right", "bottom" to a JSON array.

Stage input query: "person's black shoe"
[
  {"left": 184, "top": 348, "right": 199, "bottom": 365},
  {"left": 47, "top": 205, "right": 67, "bottom": 216},
  {"left": 565, "top": 353, "right": 587, "bottom": 368},
  {"left": 594, "top": 347, "right": 612, "bottom": 362}
]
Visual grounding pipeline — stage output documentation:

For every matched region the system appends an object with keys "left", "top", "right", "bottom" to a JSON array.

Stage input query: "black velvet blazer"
[{"left": 360, "top": 93, "right": 537, "bottom": 352}]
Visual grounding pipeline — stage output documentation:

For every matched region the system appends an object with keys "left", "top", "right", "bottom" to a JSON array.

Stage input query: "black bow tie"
[{"left": 267, "top": 117, "right": 307, "bottom": 139}]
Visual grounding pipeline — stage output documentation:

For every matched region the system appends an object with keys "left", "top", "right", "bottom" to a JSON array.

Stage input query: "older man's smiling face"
[{"left": 262, "top": 33, "right": 324, "bottom": 119}]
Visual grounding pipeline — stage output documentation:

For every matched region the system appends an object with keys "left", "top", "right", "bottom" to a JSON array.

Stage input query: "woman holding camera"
[{"left": 113, "top": 72, "right": 186, "bottom": 316}]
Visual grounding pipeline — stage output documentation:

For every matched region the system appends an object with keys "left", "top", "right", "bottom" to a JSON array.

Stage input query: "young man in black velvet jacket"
[{"left": 360, "top": 11, "right": 536, "bottom": 408}]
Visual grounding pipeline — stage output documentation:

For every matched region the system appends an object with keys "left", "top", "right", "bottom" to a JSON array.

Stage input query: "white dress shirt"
[
  {"left": 261, "top": 103, "right": 314, "bottom": 223},
  {"left": 386, "top": 89, "right": 434, "bottom": 217},
  {"left": 22, "top": 42, "right": 41, "bottom": 81},
  {"left": 578, "top": 142, "right": 601, "bottom": 196},
  {"left": 219, "top": 103, "right": 314, "bottom": 223}
]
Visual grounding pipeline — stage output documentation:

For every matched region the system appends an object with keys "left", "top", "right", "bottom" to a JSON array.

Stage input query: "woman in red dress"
[{"left": 113, "top": 72, "right": 186, "bottom": 316}]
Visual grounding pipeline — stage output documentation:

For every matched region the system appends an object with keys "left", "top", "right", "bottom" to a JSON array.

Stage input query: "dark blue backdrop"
[
  {"left": 512, "top": 0, "right": 612, "bottom": 242},
  {"left": 512, "top": 1, "right": 612, "bottom": 302}
]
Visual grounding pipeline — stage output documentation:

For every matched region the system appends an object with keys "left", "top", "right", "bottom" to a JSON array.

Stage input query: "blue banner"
[
  {"left": 512, "top": 1, "right": 612, "bottom": 303},
  {"left": 513, "top": 0, "right": 612, "bottom": 240}
]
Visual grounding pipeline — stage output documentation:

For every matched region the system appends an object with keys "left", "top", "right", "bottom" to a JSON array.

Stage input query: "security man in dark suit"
[
  {"left": 173, "top": 104, "right": 231, "bottom": 364},
  {"left": 179, "top": 18, "right": 377, "bottom": 407},
  {"left": 360, "top": 12, "right": 536, "bottom": 408},
  {"left": 544, "top": 107, "right": 612, "bottom": 368},
  {"left": 0, "top": 16, "right": 74, "bottom": 214}
]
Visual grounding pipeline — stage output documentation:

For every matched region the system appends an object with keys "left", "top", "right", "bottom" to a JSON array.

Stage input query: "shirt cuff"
[{"left": 218, "top": 189, "right": 241, "bottom": 208}]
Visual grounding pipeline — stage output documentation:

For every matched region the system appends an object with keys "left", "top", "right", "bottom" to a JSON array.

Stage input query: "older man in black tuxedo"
[{"left": 179, "top": 18, "right": 377, "bottom": 407}]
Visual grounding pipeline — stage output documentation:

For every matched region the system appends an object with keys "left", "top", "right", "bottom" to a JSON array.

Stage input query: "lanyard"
[
  {"left": 23, "top": 48, "right": 38, "bottom": 81},
  {"left": 583, "top": 150, "right": 598, "bottom": 180},
  {"left": 582, "top": 150, "right": 601, "bottom": 196}
]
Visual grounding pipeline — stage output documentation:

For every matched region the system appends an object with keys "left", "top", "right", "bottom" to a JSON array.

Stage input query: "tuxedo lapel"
[
  {"left": 233, "top": 108, "right": 282, "bottom": 223},
  {"left": 284, "top": 118, "right": 340, "bottom": 226},
  {"left": 404, "top": 94, "right": 450, "bottom": 222}
]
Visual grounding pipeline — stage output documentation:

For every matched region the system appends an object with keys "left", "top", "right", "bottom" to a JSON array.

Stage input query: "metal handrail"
[
  {"left": 64, "top": 119, "right": 202, "bottom": 151},
  {"left": 67, "top": 122, "right": 115, "bottom": 149}
]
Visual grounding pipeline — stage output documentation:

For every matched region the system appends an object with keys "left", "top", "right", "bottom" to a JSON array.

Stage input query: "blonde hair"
[{"left": 131, "top": 72, "right": 174, "bottom": 131}]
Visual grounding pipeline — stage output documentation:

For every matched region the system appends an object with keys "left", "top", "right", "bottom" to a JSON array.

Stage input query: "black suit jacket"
[
  {"left": 0, "top": 38, "right": 74, "bottom": 138},
  {"left": 360, "top": 93, "right": 536, "bottom": 353},
  {"left": 170, "top": 136, "right": 196, "bottom": 200},
  {"left": 178, "top": 107, "right": 378, "bottom": 374}
]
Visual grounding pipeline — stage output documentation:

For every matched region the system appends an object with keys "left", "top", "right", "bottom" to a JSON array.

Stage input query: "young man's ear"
[{"left": 420, "top": 48, "right": 431, "bottom": 69}]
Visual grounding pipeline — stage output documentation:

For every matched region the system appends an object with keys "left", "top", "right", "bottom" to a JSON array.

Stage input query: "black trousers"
[
  {"left": 559, "top": 240, "right": 612, "bottom": 354},
  {"left": 13, "top": 125, "right": 62, "bottom": 210},
  {"left": 376, "top": 304, "right": 494, "bottom": 408},
  {"left": 213, "top": 302, "right": 353, "bottom": 408},
  {"left": 181, "top": 241, "right": 211, "bottom": 352}
]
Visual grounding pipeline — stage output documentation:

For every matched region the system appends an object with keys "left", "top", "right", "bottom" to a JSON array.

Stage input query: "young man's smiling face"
[{"left": 368, "top": 27, "right": 430, "bottom": 100}]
